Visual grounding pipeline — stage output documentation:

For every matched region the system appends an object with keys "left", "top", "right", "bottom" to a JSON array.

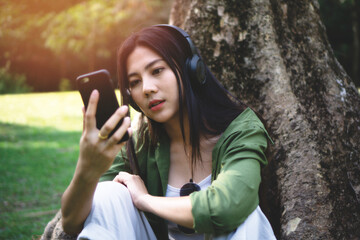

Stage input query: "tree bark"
[
  {"left": 351, "top": 0, "right": 359, "bottom": 87},
  {"left": 170, "top": 0, "right": 360, "bottom": 239}
]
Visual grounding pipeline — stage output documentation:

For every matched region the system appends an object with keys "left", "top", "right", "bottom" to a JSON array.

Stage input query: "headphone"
[{"left": 155, "top": 24, "right": 207, "bottom": 86}]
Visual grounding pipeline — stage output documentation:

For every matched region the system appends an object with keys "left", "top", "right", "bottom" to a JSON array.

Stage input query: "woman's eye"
[
  {"left": 129, "top": 79, "right": 140, "bottom": 88},
  {"left": 152, "top": 67, "right": 164, "bottom": 75}
]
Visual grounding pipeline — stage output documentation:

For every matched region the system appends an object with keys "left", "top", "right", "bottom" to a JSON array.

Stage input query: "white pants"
[
  {"left": 210, "top": 207, "right": 276, "bottom": 240},
  {"left": 78, "top": 181, "right": 276, "bottom": 240}
]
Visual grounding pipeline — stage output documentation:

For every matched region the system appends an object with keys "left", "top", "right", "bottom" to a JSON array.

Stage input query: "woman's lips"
[{"left": 149, "top": 99, "right": 165, "bottom": 111}]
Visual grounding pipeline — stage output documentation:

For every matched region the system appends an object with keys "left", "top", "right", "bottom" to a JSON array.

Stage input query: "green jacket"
[{"left": 100, "top": 108, "right": 271, "bottom": 239}]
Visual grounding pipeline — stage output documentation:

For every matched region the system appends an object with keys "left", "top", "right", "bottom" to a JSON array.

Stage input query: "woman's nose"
[{"left": 142, "top": 77, "right": 158, "bottom": 95}]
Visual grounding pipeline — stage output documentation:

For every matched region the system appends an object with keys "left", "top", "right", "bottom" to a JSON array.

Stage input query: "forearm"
[
  {"left": 141, "top": 195, "right": 194, "bottom": 228},
  {"left": 61, "top": 167, "right": 99, "bottom": 234}
]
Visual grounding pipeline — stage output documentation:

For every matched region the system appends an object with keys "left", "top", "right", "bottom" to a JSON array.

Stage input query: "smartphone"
[{"left": 76, "top": 69, "right": 129, "bottom": 143}]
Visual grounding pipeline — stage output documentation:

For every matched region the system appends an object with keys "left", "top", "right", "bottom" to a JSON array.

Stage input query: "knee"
[
  {"left": 89, "top": 181, "right": 137, "bottom": 222},
  {"left": 93, "top": 181, "right": 132, "bottom": 204}
]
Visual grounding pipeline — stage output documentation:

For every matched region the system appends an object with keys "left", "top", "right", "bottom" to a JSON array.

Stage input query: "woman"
[{"left": 61, "top": 25, "right": 276, "bottom": 240}]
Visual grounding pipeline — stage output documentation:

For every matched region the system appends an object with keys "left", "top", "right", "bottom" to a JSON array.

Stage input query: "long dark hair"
[{"left": 117, "top": 25, "right": 248, "bottom": 172}]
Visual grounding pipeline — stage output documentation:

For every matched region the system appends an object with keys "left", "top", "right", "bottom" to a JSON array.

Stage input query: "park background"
[{"left": 0, "top": 0, "right": 359, "bottom": 239}]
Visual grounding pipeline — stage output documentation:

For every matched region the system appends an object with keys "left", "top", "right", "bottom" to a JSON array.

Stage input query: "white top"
[{"left": 165, "top": 175, "right": 212, "bottom": 240}]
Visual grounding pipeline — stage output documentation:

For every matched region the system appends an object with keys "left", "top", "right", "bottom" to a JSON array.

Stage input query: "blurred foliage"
[
  {"left": 0, "top": 62, "right": 32, "bottom": 94},
  {"left": 58, "top": 78, "right": 72, "bottom": 92},
  {"left": 0, "top": 0, "right": 358, "bottom": 92},
  {"left": 0, "top": 0, "right": 172, "bottom": 92}
]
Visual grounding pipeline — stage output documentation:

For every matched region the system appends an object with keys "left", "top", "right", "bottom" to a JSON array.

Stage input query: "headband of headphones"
[{"left": 154, "top": 24, "right": 206, "bottom": 86}]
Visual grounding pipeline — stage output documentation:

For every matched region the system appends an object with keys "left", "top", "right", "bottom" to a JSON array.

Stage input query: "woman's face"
[{"left": 126, "top": 45, "right": 180, "bottom": 124}]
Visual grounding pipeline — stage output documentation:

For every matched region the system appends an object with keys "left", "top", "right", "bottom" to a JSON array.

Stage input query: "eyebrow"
[{"left": 127, "top": 59, "right": 164, "bottom": 79}]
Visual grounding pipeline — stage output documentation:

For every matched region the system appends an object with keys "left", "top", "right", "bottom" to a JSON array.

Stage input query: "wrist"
[
  {"left": 74, "top": 158, "right": 102, "bottom": 185},
  {"left": 137, "top": 194, "right": 153, "bottom": 212}
]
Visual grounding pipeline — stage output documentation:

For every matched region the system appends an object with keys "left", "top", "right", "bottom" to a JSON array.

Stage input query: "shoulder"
[
  {"left": 213, "top": 108, "right": 272, "bottom": 166},
  {"left": 230, "top": 108, "right": 264, "bottom": 128},
  {"left": 222, "top": 108, "right": 271, "bottom": 141}
]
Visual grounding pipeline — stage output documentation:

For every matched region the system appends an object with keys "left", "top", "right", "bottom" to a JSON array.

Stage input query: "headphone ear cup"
[
  {"left": 195, "top": 58, "right": 206, "bottom": 85},
  {"left": 187, "top": 55, "right": 206, "bottom": 85}
]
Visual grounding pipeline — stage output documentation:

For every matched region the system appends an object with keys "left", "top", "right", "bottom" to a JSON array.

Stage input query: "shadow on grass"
[{"left": 0, "top": 122, "right": 81, "bottom": 240}]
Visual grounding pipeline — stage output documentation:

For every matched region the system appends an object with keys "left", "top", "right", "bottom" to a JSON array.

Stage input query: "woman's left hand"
[
  {"left": 114, "top": 172, "right": 194, "bottom": 228},
  {"left": 113, "top": 172, "right": 150, "bottom": 211}
]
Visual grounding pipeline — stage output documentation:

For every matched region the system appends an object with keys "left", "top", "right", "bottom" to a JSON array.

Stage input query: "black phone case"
[{"left": 76, "top": 69, "right": 129, "bottom": 143}]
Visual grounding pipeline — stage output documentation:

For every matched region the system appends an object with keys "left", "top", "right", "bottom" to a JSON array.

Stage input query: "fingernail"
[
  {"left": 119, "top": 105, "right": 128, "bottom": 114},
  {"left": 121, "top": 105, "right": 128, "bottom": 111},
  {"left": 91, "top": 89, "right": 99, "bottom": 96}
]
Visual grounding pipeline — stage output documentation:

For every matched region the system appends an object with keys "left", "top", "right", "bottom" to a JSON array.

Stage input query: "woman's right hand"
[
  {"left": 62, "top": 89, "right": 132, "bottom": 234},
  {"left": 77, "top": 89, "right": 132, "bottom": 182}
]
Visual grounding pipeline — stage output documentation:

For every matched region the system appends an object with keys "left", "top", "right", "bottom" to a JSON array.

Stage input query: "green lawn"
[{"left": 0, "top": 92, "right": 83, "bottom": 239}]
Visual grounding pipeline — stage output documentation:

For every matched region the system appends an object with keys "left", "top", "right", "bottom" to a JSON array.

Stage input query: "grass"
[{"left": 0, "top": 91, "right": 84, "bottom": 239}]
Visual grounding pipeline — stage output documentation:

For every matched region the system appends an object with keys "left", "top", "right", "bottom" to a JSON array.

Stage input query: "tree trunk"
[
  {"left": 351, "top": 0, "right": 359, "bottom": 87},
  {"left": 170, "top": 0, "right": 360, "bottom": 239}
]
